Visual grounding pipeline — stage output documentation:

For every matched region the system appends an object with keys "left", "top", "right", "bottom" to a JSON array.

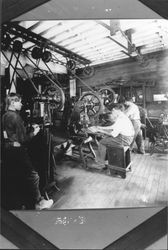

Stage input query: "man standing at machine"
[
  {"left": 2, "top": 93, "right": 53, "bottom": 210},
  {"left": 124, "top": 97, "right": 145, "bottom": 154}
]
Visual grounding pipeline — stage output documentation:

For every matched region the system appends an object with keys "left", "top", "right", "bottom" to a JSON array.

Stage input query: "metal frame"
[{"left": 2, "top": 22, "right": 91, "bottom": 66}]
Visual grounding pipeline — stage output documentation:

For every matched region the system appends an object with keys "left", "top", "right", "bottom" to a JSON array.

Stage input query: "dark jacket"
[{"left": 2, "top": 110, "right": 33, "bottom": 145}]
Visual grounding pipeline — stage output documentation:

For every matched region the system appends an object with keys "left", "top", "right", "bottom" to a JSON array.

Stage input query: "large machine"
[
  {"left": 1, "top": 22, "right": 118, "bottom": 130},
  {"left": 1, "top": 22, "right": 119, "bottom": 196},
  {"left": 2, "top": 21, "right": 168, "bottom": 208}
]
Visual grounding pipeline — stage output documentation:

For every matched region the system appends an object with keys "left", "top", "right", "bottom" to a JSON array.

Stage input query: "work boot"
[{"left": 35, "top": 199, "right": 53, "bottom": 210}]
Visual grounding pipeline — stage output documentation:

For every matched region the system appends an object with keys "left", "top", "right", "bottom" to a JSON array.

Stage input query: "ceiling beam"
[
  {"left": 107, "top": 36, "right": 128, "bottom": 51},
  {"left": 2, "top": 22, "right": 91, "bottom": 65},
  {"left": 2, "top": 0, "right": 51, "bottom": 23},
  {"left": 96, "top": 21, "right": 129, "bottom": 51},
  {"left": 47, "top": 22, "right": 82, "bottom": 42},
  {"left": 138, "top": 0, "right": 168, "bottom": 19},
  {"left": 28, "top": 21, "right": 44, "bottom": 31},
  {"left": 11, "top": 21, "right": 43, "bottom": 43}
]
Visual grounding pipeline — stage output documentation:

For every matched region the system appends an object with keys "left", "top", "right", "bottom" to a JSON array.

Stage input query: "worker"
[
  {"left": 89, "top": 103, "right": 134, "bottom": 168},
  {"left": 124, "top": 97, "right": 145, "bottom": 154},
  {"left": 2, "top": 93, "right": 53, "bottom": 210}
]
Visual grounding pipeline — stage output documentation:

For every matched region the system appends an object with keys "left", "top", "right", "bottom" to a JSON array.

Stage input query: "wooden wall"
[{"left": 76, "top": 49, "right": 168, "bottom": 117}]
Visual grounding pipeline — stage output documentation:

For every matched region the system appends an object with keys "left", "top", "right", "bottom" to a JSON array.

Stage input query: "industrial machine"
[{"left": 1, "top": 22, "right": 119, "bottom": 186}]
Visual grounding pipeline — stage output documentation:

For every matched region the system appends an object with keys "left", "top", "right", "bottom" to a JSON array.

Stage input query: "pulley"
[
  {"left": 98, "top": 87, "right": 116, "bottom": 108},
  {"left": 66, "top": 59, "right": 76, "bottom": 71},
  {"left": 13, "top": 40, "right": 23, "bottom": 53},
  {"left": 77, "top": 91, "right": 103, "bottom": 118},
  {"left": 82, "top": 65, "right": 94, "bottom": 77},
  {"left": 42, "top": 50, "right": 52, "bottom": 63},
  {"left": 43, "top": 84, "right": 65, "bottom": 111},
  {"left": 31, "top": 47, "right": 43, "bottom": 60}
]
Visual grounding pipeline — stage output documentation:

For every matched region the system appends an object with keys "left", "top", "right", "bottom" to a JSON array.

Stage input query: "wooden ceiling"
[
  {"left": 2, "top": 0, "right": 168, "bottom": 68},
  {"left": 2, "top": 17, "right": 168, "bottom": 68}
]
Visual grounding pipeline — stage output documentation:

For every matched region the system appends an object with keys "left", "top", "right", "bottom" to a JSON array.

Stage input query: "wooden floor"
[{"left": 51, "top": 149, "right": 168, "bottom": 210}]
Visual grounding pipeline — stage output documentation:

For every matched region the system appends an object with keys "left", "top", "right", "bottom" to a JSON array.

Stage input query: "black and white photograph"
[{"left": 1, "top": 1, "right": 168, "bottom": 249}]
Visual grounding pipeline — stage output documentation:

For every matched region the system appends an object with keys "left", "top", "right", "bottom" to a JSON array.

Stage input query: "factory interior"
[
  {"left": 1, "top": 1, "right": 168, "bottom": 213},
  {"left": 1, "top": 1, "right": 168, "bottom": 250}
]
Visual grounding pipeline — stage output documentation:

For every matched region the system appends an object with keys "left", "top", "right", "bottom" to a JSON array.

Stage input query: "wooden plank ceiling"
[
  {"left": 2, "top": 0, "right": 168, "bottom": 68},
  {"left": 3, "top": 19, "right": 168, "bottom": 67}
]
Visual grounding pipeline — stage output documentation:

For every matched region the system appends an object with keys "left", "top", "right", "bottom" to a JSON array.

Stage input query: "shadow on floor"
[{"left": 51, "top": 176, "right": 75, "bottom": 208}]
